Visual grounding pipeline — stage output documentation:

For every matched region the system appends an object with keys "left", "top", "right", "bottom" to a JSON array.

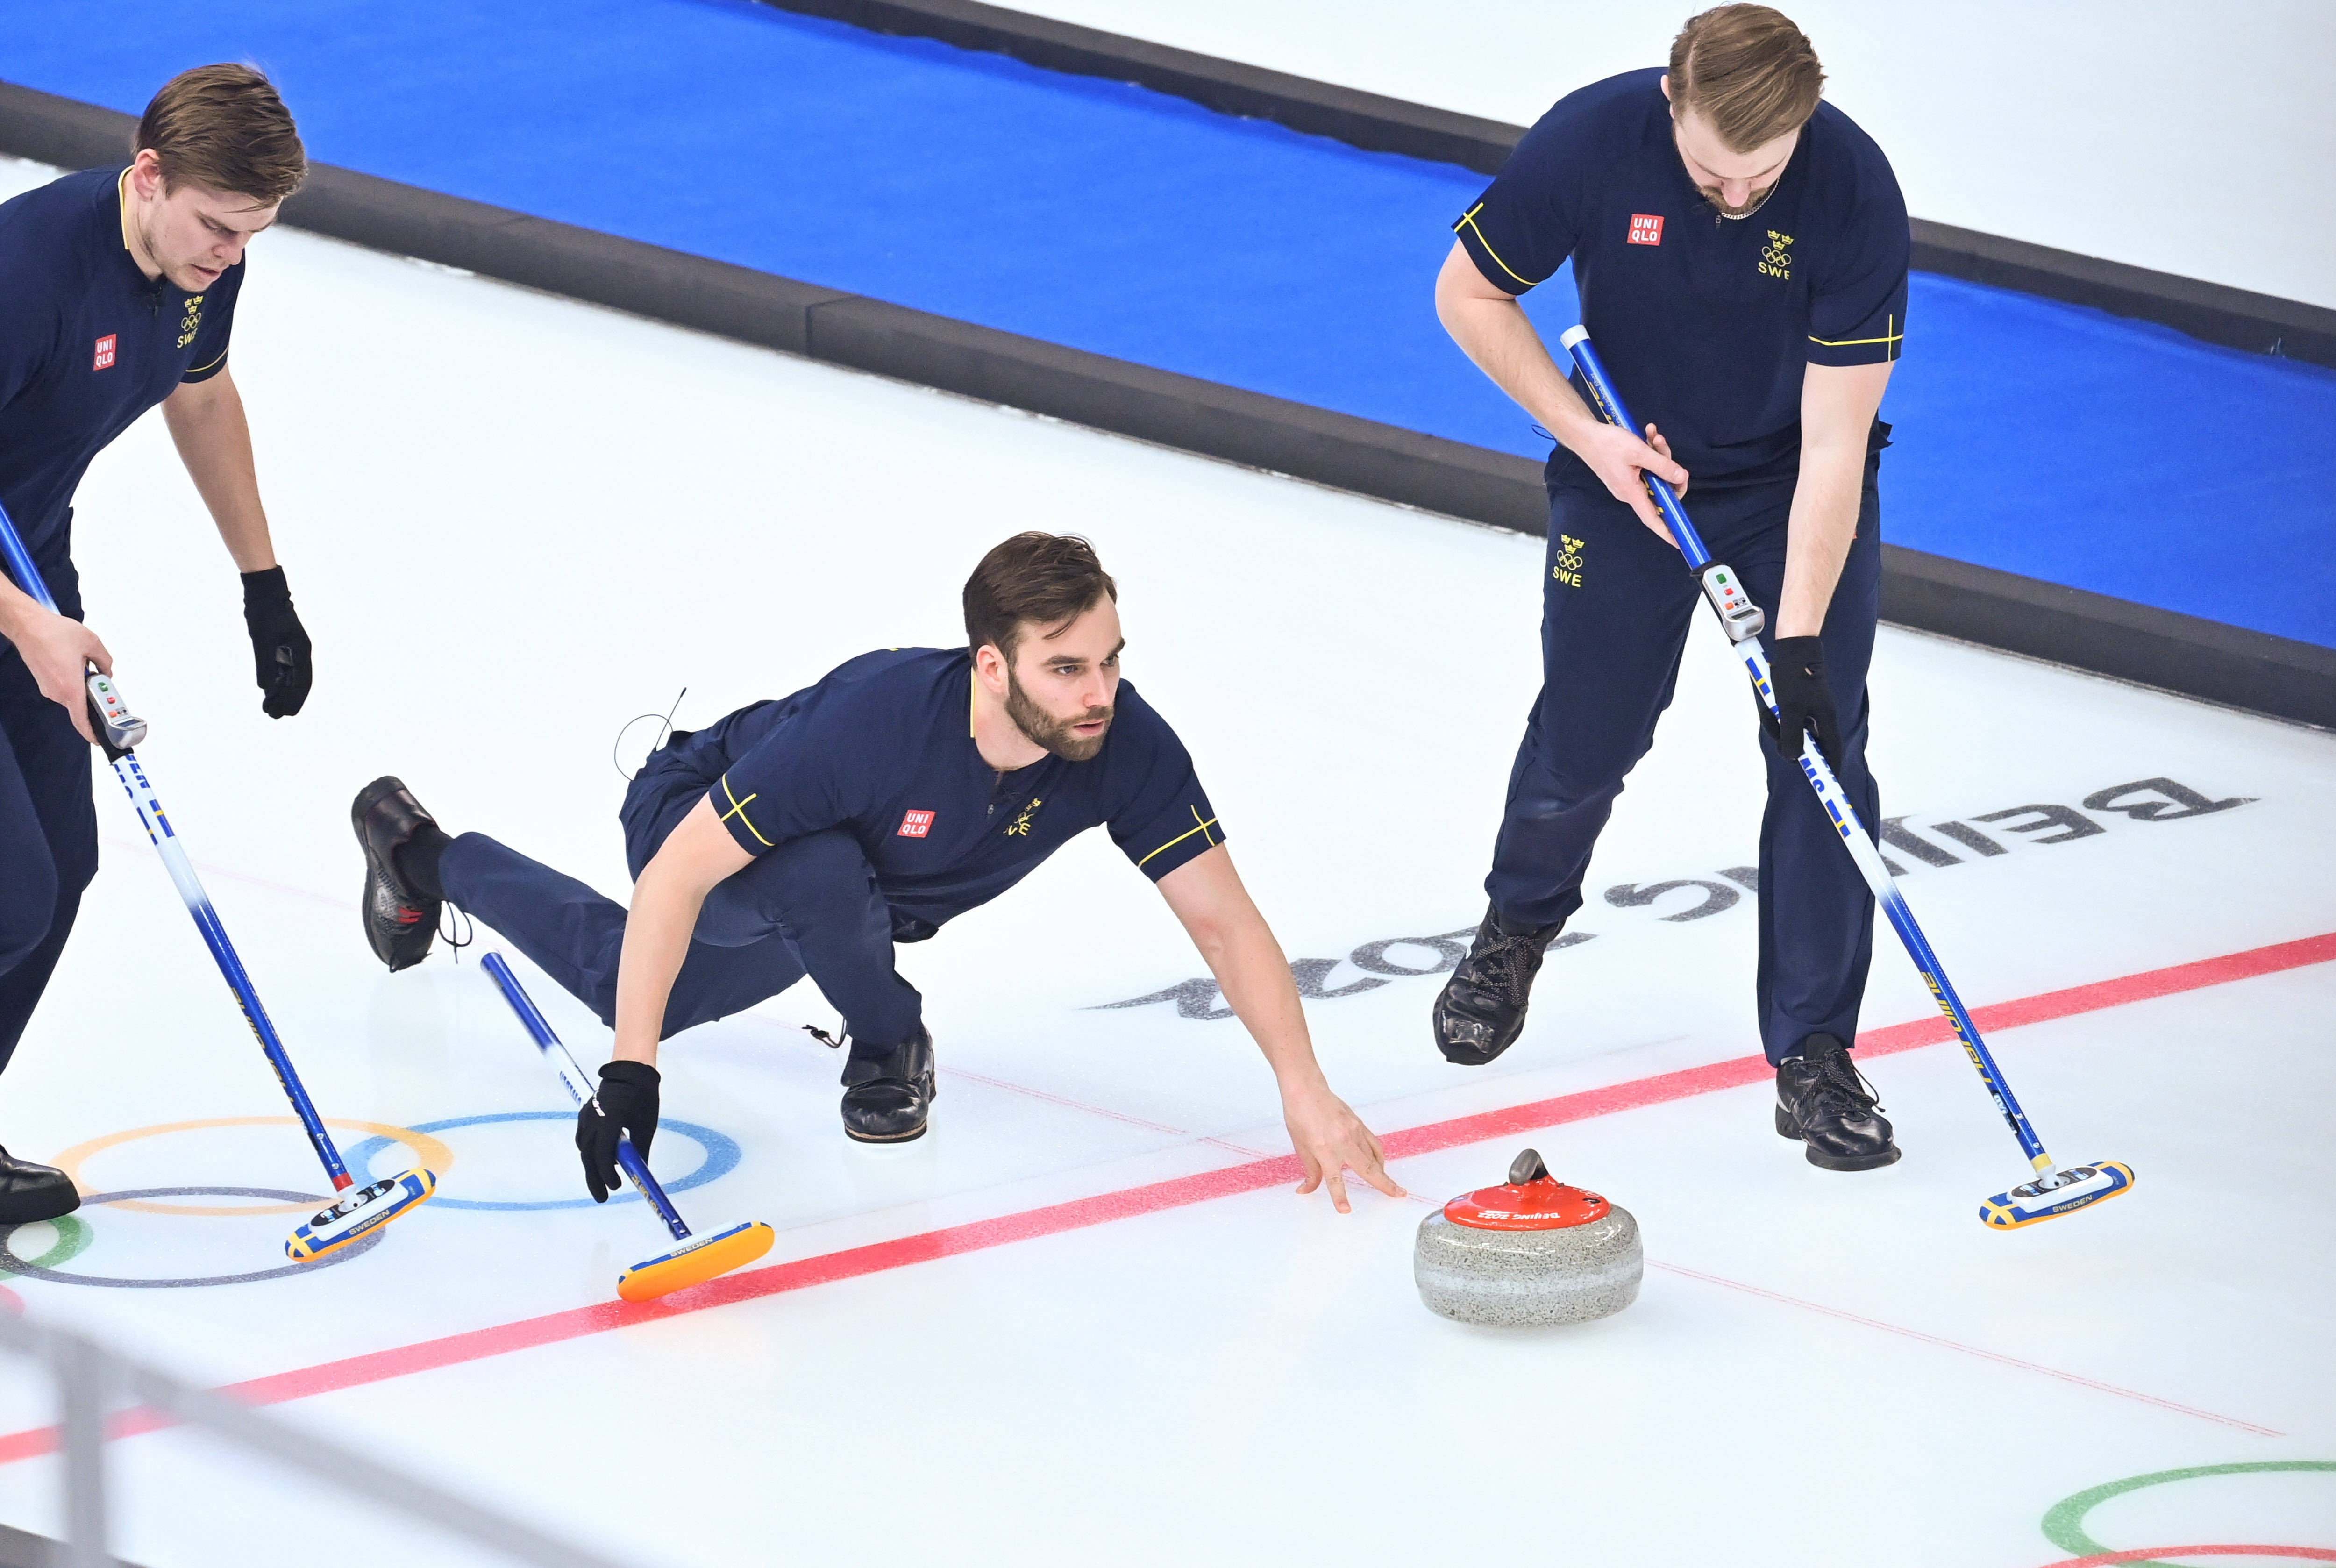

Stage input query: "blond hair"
[{"left": 1668, "top": 5, "right": 1824, "bottom": 153}]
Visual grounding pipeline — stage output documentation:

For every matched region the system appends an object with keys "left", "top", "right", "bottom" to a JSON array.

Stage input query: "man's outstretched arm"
[
  {"left": 561, "top": 795, "right": 752, "bottom": 1200},
  {"left": 610, "top": 795, "right": 753, "bottom": 1068},
  {"left": 1156, "top": 844, "right": 1405, "bottom": 1213}
]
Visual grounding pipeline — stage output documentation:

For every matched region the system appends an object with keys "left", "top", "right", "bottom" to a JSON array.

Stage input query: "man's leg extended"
[
  {"left": 359, "top": 763, "right": 820, "bottom": 1035},
  {"left": 1724, "top": 462, "right": 1897, "bottom": 1169},
  {"left": 435, "top": 829, "right": 852, "bottom": 1040},
  {"left": 1434, "top": 483, "right": 1699, "bottom": 1065},
  {"left": 427, "top": 771, "right": 921, "bottom": 1046},
  {"left": 0, "top": 652, "right": 97, "bottom": 1220}
]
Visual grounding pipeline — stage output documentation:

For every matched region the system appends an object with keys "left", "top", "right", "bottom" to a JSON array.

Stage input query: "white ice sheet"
[{"left": 0, "top": 157, "right": 2329, "bottom": 1567}]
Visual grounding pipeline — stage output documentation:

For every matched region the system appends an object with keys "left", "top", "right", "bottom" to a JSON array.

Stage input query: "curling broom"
[
  {"left": 1558, "top": 327, "right": 2133, "bottom": 1229},
  {"left": 481, "top": 952, "right": 774, "bottom": 1299},
  {"left": 0, "top": 500, "right": 434, "bottom": 1260}
]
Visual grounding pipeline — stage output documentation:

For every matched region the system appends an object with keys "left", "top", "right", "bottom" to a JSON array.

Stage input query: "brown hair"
[
  {"left": 1667, "top": 5, "right": 1824, "bottom": 154},
  {"left": 135, "top": 64, "right": 306, "bottom": 205},
  {"left": 964, "top": 533, "right": 1118, "bottom": 662}
]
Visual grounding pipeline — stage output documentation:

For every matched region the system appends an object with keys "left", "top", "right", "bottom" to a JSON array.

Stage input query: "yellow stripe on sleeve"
[
  {"left": 1137, "top": 805, "right": 1221, "bottom": 869},
  {"left": 1809, "top": 314, "right": 1902, "bottom": 348},
  {"left": 1453, "top": 203, "right": 1542, "bottom": 290},
  {"left": 716, "top": 774, "right": 773, "bottom": 848}
]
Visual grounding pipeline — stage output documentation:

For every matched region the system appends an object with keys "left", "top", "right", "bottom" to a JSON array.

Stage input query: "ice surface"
[{"left": 0, "top": 157, "right": 2329, "bottom": 1567}]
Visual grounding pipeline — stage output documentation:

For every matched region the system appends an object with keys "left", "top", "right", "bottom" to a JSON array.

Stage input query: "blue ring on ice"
[{"left": 343, "top": 1112, "right": 740, "bottom": 1211}]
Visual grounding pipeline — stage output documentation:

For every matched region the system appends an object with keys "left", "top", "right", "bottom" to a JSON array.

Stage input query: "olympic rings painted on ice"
[
  {"left": 2040, "top": 1461, "right": 2336, "bottom": 1568},
  {"left": 0, "top": 1214, "right": 94, "bottom": 1276},
  {"left": 0, "top": 1214, "right": 90, "bottom": 1313},
  {"left": 342, "top": 1112, "right": 740, "bottom": 1211},
  {"left": 0, "top": 1188, "right": 386, "bottom": 1288},
  {"left": 49, "top": 1118, "right": 456, "bottom": 1217}
]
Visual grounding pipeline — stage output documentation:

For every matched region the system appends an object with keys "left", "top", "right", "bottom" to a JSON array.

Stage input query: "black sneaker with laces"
[
  {"left": 352, "top": 776, "right": 447, "bottom": 972},
  {"left": 1431, "top": 904, "right": 1567, "bottom": 1066},
  {"left": 840, "top": 1027, "right": 936, "bottom": 1143},
  {"left": 1774, "top": 1032, "right": 1902, "bottom": 1170}
]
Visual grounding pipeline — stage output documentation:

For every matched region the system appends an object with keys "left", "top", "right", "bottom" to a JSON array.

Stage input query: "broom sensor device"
[
  {"left": 1697, "top": 565, "right": 1765, "bottom": 643},
  {"left": 85, "top": 670, "right": 148, "bottom": 753}
]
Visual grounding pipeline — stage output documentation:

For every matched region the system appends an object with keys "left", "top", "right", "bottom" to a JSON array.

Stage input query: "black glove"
[
  {"left": 576, "top": 1060, "right": 660, "bottom": 1203},
  {"left": 1760, "top": 635, "right": 1844, "bottom": 765},
  {"left": 240, "top": 566, "right": 312, "bottom": 719}
]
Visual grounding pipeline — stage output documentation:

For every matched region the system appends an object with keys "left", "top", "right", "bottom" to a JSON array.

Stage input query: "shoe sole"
[
  {"left": 1432, "top": 1003, "right": 1525, "bottom": 1067},
  {"left": 0, "top": 1192, "right": 82, "bottom": 1224},
  {"left": 1774, "top": 1102, "right": 1902, "bottom": 1171},
  {"left": 843, "top": 1123, "right": 929, "bottom": 1144}
]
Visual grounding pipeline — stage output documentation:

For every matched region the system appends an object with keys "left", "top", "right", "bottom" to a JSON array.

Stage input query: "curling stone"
[{"left": 1413, "top": 1148, "right": 1641, "bottom": 1326}]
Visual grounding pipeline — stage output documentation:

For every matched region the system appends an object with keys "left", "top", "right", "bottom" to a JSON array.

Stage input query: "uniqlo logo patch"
[
  {"left": 897, "top": 809, "right": 936, "bottom": 838},
  {"left": 1627, "top": 214, "right": 1664, "bottom": 246},
  {"left": 92, "top": 334, "right": 118, "bottom": 371}
]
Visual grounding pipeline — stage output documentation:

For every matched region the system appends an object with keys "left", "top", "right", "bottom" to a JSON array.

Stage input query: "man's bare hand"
[
  {"left": 1282, "top": 1080, "right": 1404, "bottom": 1214},
  {"left": 1568, "top": 420, "right": 1688, "bottom": 547},
  {"left": 2, "top": 605, "right": 111, "bottom": 744}
]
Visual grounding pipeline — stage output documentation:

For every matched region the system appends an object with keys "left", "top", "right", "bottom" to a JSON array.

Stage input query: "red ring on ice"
[{"left": 2034, "top": 1547, "right": 2336, "bottom": 1567}]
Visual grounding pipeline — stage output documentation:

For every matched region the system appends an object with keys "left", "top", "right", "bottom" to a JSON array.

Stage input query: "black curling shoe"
[
  {"left": 352, "top": 776, "right": 444, "bottom": 972},
  {"left": 1431, "top": 905, "right": 1567, "bottom": 1066},
  {"left": 0, "top": 1146, "right": 80, "bottom": 1224},
  {"left": 1775, "top": 1033, "right": 1902, "bottom": 1170},
  {"left": 840, "top": 1029, "right": 936, "bottom": 1143}
]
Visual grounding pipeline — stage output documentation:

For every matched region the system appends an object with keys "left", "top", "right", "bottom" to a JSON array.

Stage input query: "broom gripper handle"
[
  {"left": 0, "top": 499, "right": 354, "bottom": 1189},
  {"left": 1557, "top": 328, "right": 2058, "bottom": 1176},
  {"left": 481, "top": 952, "right": 693, "bottom": 1241}
]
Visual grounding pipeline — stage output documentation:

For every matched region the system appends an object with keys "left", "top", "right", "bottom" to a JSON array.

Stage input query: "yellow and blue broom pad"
[
  {"left": 286, "top": 1167, "right": 438, "bottom": 1260},
  {"left": 618, "top": 1220, "right": 776, "bottom": 1302},
  {"left": 1979, "top": 1162, "right": 2134, "bottom": 1229}
]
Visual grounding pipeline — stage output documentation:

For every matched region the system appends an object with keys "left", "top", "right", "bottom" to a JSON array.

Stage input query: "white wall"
[{"left": 1014, "top": 0, "right": 2336, "bottom": 307}]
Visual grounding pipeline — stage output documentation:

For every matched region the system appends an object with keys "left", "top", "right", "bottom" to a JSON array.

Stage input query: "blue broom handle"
[
  {"left": 1553, "top": 330, "right": 2056, "bottom": 1174},
  {"left": 0, "top": 498, "right": 353, "bottom": 1187},
  {"left": 1556, "top": 325, "right": 1717, "bottom": 571},
  {"left": 0, "top": 515, "right": 58, "bottom": 617},
  {"left": 481, "top": 952, "right": 691, "bottom": 1240}
]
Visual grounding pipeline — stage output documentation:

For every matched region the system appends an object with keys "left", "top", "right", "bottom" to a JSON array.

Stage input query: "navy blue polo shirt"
[
  {"left": 0, "top": 166, "right": 243, "bottom": 617},
  {"left": 669, "top": 648, "right": 1225, "bottom": 930},
  {"left": 1454, "top": 69, "right": 1907, "bottom": 485}
]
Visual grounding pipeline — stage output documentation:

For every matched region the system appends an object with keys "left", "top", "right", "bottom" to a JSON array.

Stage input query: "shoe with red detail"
[{"left": 352, "top": 775, "right": 442, "bottom": 972}]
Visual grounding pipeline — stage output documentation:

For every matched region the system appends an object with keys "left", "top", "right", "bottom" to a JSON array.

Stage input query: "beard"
[
  {"left": 1005, "top": 668, "right": 1114, "bottom": 761},
  {"left": 1698, "top": 179, "right": 1780, "bottom": 220}
]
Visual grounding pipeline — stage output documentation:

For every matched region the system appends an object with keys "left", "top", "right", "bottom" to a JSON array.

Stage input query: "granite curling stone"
[{"left": 1414, "top": 1148, "right": 1642, "bottom": 1326}]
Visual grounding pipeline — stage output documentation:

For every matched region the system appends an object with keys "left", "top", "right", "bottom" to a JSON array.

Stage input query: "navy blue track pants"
[
  {"left": 440, "top": 748, "right": 925, "bottom": 1048},
  {"left": 1484, "top": 455, "right": 1884, "bottom": 1064},
  {"left": 0, "top": 648, "right": 96, "bottom": 1077}
]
